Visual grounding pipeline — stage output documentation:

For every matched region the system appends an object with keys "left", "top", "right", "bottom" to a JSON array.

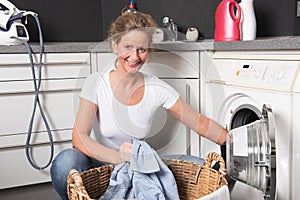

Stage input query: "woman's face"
[{"left": 113, "top": 30, "right": 150, "bottom": 74}]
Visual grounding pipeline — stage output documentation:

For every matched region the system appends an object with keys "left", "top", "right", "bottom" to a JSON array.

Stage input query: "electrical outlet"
[{"left": 297, "top": 1, "right": 300, "bottom": 17}]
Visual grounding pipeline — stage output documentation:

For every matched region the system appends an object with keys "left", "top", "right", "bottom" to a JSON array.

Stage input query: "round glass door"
[{"left": 226, "top": 104, "right": 275, "bottom": 199}]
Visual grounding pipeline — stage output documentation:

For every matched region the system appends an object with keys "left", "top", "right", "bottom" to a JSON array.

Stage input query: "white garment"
[
  {"left": 198, "top": 185, "right": 230, "bottom": 200},
  {"left": 80, "top": 71, "right": 180, "bottom": 150}
]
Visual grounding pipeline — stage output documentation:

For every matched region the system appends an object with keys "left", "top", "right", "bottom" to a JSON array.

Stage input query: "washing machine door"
[{"left": 226, "top": 104, "right": 275, "bottom": 199}]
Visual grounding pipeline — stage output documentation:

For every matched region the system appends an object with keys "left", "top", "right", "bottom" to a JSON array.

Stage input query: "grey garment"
[
  {"left": 129, "top": 139, "right": 160, "bottom": 173},
  {"left": 99, "top": 162, "right": 134, "bottom": 199},
  {"left": 99, "top": 140, "right": 180, "bottom": 200}
]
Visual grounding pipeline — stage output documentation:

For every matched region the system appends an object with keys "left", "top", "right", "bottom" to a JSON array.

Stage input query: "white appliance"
[
  {"left": 0, "top": 0, "right": 35, "bottom": 45},
  {"left": 200, "top": 51, "right": 300, "bottom": 200}
]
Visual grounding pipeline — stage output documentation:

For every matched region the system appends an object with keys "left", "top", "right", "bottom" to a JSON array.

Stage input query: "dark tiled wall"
[
  {"left": 102, "top": 0, "right": 300, "bottom": 40},
  {"left": 10, "top": 0, "right": 103, "bottom": 42},
  {"left": 254, "top": 0, "right": 298, "bottom": 37},
  {"left": 101, "top": 0, "right": 220, "bottom": 40},
  {"left": 8, "top": 0, "right": 300, "bottom": 42}
]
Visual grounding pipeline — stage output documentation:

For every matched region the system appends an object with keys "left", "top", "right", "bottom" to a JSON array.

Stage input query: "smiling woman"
[{"left": 50, "top": 11, "right": 228, "bottom": 200}]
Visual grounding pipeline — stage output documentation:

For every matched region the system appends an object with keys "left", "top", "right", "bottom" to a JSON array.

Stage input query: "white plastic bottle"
[{"left": 239, "top": 0, "right": 256, "bottom": 40}]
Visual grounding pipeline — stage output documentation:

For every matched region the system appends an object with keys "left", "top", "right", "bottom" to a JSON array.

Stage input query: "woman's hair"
[{"left": 107, "top": 11, "right": 157, "bottom": 45}]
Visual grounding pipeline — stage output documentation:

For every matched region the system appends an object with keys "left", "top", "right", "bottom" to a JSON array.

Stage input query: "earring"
[{"left": 114, "top": 61, "right": 119, "bottom": 69}]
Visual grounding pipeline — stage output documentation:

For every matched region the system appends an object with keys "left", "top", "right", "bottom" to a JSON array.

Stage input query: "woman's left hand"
[{"left": 118, "top": 141, "right": 133, "bottom": 163}]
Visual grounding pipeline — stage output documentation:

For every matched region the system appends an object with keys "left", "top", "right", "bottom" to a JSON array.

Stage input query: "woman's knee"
[
  {"left": 50, "top": 148, "right": 84, "bottom": 200},
  {"left": 51, "top": 148, "right": 87, "bottom": 174}
]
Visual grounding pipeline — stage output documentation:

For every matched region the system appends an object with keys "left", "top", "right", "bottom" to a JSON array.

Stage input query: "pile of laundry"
[{"left": 99, "top": 139, "right": 179, "bottom": 200}]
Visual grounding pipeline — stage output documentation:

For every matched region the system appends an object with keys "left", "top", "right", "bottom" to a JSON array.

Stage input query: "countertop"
[{"left": 1, "top": 36, "right": 300, "bottom": 54}]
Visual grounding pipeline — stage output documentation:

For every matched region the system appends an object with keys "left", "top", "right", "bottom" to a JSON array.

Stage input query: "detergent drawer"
[{"left": 0, "top": 53, "right": 91, "bottom": 188}]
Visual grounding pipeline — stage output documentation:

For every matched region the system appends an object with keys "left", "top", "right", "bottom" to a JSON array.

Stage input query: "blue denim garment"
[
  {"left": 50, "top": 148, "right": 105, "bottom": 200},
  {"left": 100, "top": 139, "right": 180, "bottom": 200}
]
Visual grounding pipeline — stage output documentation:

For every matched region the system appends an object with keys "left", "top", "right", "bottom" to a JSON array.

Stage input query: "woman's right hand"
[{"left": 118, "top": 141, "right": 133, "bottom": 163}]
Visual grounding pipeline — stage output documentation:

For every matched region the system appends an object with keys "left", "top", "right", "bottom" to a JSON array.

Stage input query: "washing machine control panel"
[
  {"left": 232, "top": 61, "right": 299, "bottom": 91},
  {"left": 235, "top": 64, "right": 267, "bottom": 79}
]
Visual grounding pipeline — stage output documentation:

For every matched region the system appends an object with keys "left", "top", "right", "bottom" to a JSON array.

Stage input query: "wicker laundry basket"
[{"left": 67, "top": 152, "right": 227, "bottom": 200}]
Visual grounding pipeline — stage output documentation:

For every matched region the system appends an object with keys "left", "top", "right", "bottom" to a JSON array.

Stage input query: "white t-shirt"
[{"left": 80, "top": 71, "right": 180, "bottom": 150}]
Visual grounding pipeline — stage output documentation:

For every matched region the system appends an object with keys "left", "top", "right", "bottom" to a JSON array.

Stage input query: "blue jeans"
[
  {"left": 50, "top": 148, "right": 105, "bottom": 200},
  {"left": 50, "top": 148, "right": 205, "bottom": 200}
]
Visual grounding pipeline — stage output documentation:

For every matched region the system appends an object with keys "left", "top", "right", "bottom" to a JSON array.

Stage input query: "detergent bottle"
[
  {"left": 214, "top": 0, "right": 241, "bottom": 42},
  {"left": 239, "top": 0, "right": 256, "bottom": 40}
]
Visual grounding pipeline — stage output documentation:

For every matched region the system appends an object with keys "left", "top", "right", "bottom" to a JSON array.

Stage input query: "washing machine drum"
[
  {"left": 226, "top": 104, "right": 275, "bottom": 199},
  {"left": 230, "top": 108, "right": 260, "bottom": 129}
]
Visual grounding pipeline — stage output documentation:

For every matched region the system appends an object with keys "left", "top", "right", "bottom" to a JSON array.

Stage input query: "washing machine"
[{"left": 200, "top": 51, "right": 300, "bottom": 200}]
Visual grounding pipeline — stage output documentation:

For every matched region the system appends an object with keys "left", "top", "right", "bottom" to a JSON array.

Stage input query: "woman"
[{"left": 50, "top": 11, "right": 228, "bottom": 200}]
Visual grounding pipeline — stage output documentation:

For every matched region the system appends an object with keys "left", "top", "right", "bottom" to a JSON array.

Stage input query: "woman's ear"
[{"left": 112, "top": 41, "right": 117, "bottom": 53}]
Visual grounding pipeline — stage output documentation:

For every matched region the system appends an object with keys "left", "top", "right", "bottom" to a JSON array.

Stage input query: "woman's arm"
[
  {"left": 72, "top": 98, "right": 131, "bottom": 165},
  {"left": 168, "top": 97, "right": 228, "bottom": 145}
]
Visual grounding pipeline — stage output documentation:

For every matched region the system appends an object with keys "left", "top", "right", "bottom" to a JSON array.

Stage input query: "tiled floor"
[{"left": 0, "top": 182, "right": 60, "bottom": 200}]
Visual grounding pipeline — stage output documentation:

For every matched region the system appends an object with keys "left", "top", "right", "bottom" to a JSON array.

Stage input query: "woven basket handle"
[
  {"left": 203, "top": 152, "right": 226, "bottom": 176},
  {"left": 68, "top": 169, "right": 83, "bottom": 186}
]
